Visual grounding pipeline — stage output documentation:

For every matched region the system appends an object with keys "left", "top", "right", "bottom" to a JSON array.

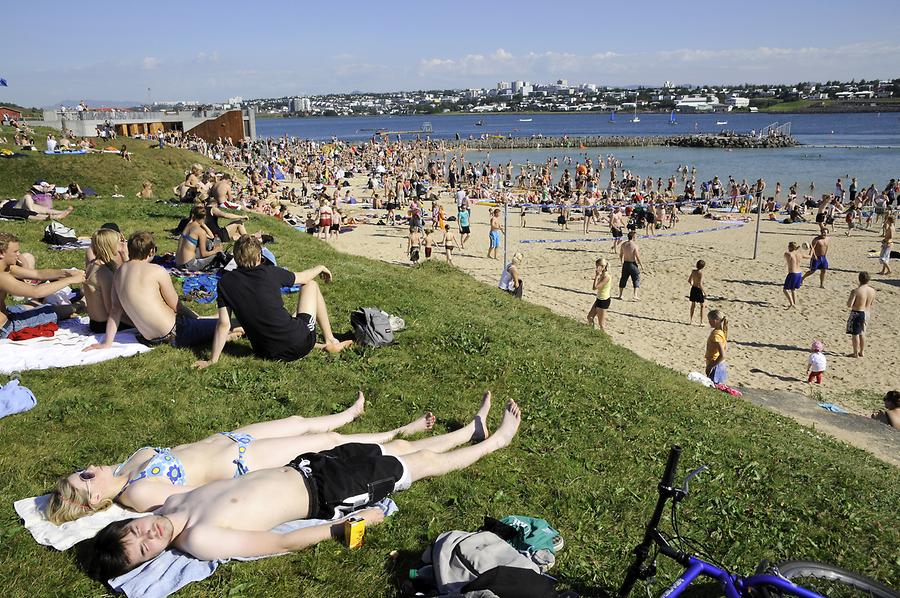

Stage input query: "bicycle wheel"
[{"left": 770, "top": 560, "right": 898, "bottom": 598}]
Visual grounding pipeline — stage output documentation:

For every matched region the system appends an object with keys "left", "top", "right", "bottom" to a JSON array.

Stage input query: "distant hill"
[{"left": 47, "top": 99, "right": 143, "bottom": 109}]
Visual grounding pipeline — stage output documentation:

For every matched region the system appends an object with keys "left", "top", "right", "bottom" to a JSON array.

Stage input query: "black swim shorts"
[
  {"left": 689, "top": 286, "right": 705, "bottom": 304},
  {"left": 619, "top": 261, "right": 640, "bottom": 289},
  {"left": 287, "top": 443, "right": 409, "bottom": 520}
]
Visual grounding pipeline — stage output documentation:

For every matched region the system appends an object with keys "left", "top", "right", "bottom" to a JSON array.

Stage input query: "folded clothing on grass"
[
  {"left": 0, "top": 378, "right": 37, "bottom": 419},
  {"left": 0, "top": 316, "right": 152, "bottom": 375}
]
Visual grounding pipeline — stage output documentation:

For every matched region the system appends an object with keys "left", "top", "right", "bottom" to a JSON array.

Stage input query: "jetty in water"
[{"left": 444, "top": 132, "right": 798, "bottom": 150}]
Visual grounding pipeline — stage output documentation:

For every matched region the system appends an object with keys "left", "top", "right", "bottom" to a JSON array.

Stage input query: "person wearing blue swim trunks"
[
  {"left": 801, "top": 233, "right": 830, "bottom": 289},
  {"left": 487, "top": 208, "right": 503, "bottom": 260},
  {"left": 782, "top": 242, "right": 803, "bottom": 309},
  {"left": 46, "top": 392, "right": 440, "bottom": 524}
]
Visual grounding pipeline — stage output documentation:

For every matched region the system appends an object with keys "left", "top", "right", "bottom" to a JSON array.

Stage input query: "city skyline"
[{"left": 3, "top": 0, "right": 900, "bottom": 106}]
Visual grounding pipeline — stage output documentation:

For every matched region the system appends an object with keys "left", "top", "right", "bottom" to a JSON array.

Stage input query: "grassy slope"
[
  {"left": 0, "top": 126, "right": 223, "bottom": 199},
  {"left": 0, "top": 137, "right": 898, "bottom": 597}
]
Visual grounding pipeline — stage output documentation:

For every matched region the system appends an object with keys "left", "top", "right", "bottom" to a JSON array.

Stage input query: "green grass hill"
[{"left": 0, "top": 125, "right": 898, "bottom": 596}]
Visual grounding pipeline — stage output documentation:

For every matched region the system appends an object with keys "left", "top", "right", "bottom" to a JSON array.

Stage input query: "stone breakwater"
[{"left": 447, "top": 133, "right": 798, "bottom": 150}]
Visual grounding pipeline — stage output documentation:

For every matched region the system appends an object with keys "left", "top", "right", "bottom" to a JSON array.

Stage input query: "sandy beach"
[{"left": 316, "top": 182, "right": 898, "bottom": 415}]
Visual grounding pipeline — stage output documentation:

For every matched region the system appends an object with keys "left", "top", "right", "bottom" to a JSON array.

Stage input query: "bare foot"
[
  {"left": 226, "top": 328, "right": 244, "bottom": 341},
  {"left": 472, "top": 391, "right": 493, "bottom": 442},
  {"left": 492, "top": 400, "right": 522, "bottom": 449},
  {"left": 319, "top": 339, "right": 353, "bottom": 353},
  {"left": 349, "top": 391, "right": 366, "bottom": 417},
  {"left": 398, "top": 412, "right": 436, "bottom": 436}
]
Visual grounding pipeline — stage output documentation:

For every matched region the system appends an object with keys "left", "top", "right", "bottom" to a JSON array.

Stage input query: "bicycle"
[{"left": 618, "top": 445, "right": 898, "bottom": 598}]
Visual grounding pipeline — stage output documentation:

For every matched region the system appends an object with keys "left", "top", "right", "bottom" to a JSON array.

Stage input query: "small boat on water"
[
  {"left": 630, "top": 105, "right": 640, "bottom": 123},
  {"left": 518, "top": 118, "right": 533, "bottom": 122},
  {"left": 716, "top": 120, "right": 728, "bottom": 125},
  {"left": 474, "top": 120, "right": 484, "bottom": 126},
  {"left": 608, "top": 111, "right": 616, "bottom": 123},
  {"left": 669, "top": 110, "right": 677, "bottom": 125}
]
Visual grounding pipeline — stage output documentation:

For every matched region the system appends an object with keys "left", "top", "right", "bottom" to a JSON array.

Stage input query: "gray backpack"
[
  {"left": 423, "top": 531, "right": 541, "bottom": 595},
  {"left": 350, "top": 307, "right": 395, "bottom": 347}
]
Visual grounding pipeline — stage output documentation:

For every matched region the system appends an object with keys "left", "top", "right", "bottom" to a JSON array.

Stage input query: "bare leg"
[
  {"left": 819, "top": 270, "right": 826, "bottom": 288},
  {"left": 382, "top": 391, "right": 491, "bottom": 456},
  {"left": 399, "top": 400, "right": 521, "bottom": 484},
  {"left": 234, "top": 391, "right": 366, "bottom": 438},
  {"left": 689, "top": 302, "right": 696, "bottom": 323},
  {"left": 296, "top": 279, "right": 351, "bottom": 352},
  {"left": 858, "top": 333, "right": 865, "bottom": 357},
  {"left": 598, "top": 308, "right": 606, "bottom": 331}
]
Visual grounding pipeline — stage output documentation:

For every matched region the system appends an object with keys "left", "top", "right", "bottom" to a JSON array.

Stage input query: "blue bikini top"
[{"left": 116, "top": 446, "right": 187, "bottom": 487}]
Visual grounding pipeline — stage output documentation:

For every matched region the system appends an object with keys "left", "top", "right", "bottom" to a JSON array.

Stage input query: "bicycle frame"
[{"left": 661, "top": 556, "right": 827, "bottom": 598}]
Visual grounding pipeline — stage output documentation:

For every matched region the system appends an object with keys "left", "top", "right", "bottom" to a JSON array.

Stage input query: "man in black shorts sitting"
[
  {"left": 193, "top": 235, "right": 352, "bottom": 368},
  {"left": 84, "top": 397, "right": 521, "bottom": 581}
]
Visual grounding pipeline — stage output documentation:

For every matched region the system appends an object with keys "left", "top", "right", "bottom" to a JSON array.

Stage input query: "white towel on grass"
[
  {"left": 0, "top": 316, "right": 151, "bottom": 375},
  {"left": 14, "top": 493, "right": 151, "bottom": 551}
]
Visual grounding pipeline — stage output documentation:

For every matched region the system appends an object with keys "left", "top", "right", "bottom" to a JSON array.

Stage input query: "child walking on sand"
[
  {"left": 688, "top": 260, "right": 706, "bottom": 325},
  {"left": 442, "top": 224, "right": 458, "bottom": 265},
  {"left": 806, "top": 340, "right": 827, "bottom": 384},
  {"left": 704, "top": 309, "right": 728, "bottom": 384},
  {"left": 423, "top": 228, "right": 434, "bottom": 260},
  {"left": 587, "top": 258, "right": 612, "bottom": 331},
  {"left": 407, "top": 226, "right": 421, "bottom": 264}
]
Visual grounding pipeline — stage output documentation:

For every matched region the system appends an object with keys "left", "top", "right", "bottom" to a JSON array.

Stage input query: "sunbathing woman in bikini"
[{"left": 46, "top": 392, "right": 447, "bottom": 524}]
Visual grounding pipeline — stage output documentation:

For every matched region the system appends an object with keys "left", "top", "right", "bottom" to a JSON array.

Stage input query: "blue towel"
[
  {"left": 109, "top": 498, "right": 398, "bottom": 598},
  {"left": 0, "top": 379, "right": 36, "bottom": 419},
  {"left": 817, "top": 402, "right": 849, "bottom": 414}
]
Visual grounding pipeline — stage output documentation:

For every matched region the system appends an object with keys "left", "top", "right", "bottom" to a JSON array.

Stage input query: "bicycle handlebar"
[
  {"left": 618, "top": 445, "right": 682, "bottom": 598},
  {"left": 660, "top": 445, "right": 682, "bottom": 490}
]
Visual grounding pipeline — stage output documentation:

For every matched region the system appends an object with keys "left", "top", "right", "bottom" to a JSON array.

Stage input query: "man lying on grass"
[
  {"left": 84, "top": 398, "right": 520, "bottom": 581},
  {"left": 193, "top": 235, "right": 351, "bottom": 369},
  {"left": 0, "top": 232, "right": 85, "bottom": 339}
]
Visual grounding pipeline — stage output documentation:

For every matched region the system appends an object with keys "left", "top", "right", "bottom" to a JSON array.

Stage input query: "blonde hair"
[
  {"left": 46, "top": 477, "right": 113, "bottom": 525},
  {"left": 596, "top": 257, "right": 609, "bottom": 273},
  {"left": 511, "top": 252, "right": 524, "bottom": 266},
  {"left": 92, "top": 229, "right": 121, "bottom": 268},
  {"left": 708, "top": 309, "right": 728, "bottom": 335},
  {"left": 234, "top": 234, "right": 262, "bottom": 268}
]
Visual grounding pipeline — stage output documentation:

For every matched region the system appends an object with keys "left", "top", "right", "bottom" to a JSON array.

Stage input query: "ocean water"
[
  {"left": 256, "top": 112, "right": 900, "bottom": 192},
  {"left": 256, "top": 111, "right": 900, "bottom": 147}
]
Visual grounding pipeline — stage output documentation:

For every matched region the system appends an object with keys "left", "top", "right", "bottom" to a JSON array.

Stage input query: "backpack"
[
  {"left": 423, "top": 531, "right": 541, "bottom": 595},
  {"left": 350, "top": 307, "right": 395, "bottom": 347},
  {"left": 43, "top": 221, "right": 77, "bottom": 245}
]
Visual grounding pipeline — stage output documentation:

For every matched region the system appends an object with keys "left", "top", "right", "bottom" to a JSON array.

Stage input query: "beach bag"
[
  {"left": 42, "top": 221, "right": 77, "bottom": 245},
  {"left": 350, "top": 307, "right": 394, "bottom": 348}
]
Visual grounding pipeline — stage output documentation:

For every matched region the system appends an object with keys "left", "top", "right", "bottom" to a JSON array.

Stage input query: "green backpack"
[{"left": 500, "top": 515, "right": 564, "bottom": 555}]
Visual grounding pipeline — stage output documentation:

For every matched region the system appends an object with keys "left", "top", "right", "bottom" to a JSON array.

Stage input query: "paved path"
[{"left": 740, "top": 387, "right": 900, "bottom": 467}]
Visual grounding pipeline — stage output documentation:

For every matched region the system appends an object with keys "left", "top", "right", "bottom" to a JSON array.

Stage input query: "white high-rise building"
[
  {"left": 497, "top": 81, "right": 511, "bottom": 90},
  {"left": 290, "top": 97, "right": 311, "bottom": 113}
]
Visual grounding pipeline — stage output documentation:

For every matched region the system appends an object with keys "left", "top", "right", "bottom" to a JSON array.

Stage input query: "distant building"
[
  {"left": 725, "top": 95, "right": 750, "bottom": 108},
  {"left": 0, "top": 106, "right": 23, "bottom": 121},
  {"left": 497, "top": 81, "right": 510, "bottom": 90},
  {"left": 290, "top": 97, "right": 311, "bottom": 113}
]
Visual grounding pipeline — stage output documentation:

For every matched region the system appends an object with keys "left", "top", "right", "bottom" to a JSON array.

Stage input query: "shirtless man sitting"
[
  {"left": 87, "top": 231, "right": 221, "bottom": 350},
  {"left": 1, "top": 232, "right": 85, "bottom": 339},
  {"left": 801, "top": 232, "right": 830, "bottom": 288},
  {"left": 85, "top": 397, "right": 521, "bottom": 581}
]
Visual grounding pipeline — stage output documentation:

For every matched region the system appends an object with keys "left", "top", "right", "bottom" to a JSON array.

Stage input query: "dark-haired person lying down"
[{"left": 85, "top": 399, "right": 520, "bottom": 581}]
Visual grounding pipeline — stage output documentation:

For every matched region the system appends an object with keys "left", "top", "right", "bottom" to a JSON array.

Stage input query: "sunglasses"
[{"left": 78, "top": 471, "right": 95, "bottom": 481}]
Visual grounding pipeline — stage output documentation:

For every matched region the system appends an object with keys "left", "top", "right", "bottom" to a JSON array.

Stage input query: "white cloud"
[
  {"left": 416, "top": 42, "right": 900, "bottom": 85},
  {"left": 142, "top": 56, "right": 160, "bottom": 70}
]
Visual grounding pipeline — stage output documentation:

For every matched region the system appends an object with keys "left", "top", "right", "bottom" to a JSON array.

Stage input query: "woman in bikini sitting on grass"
[{"left": 47, "top": 392, "right": 441, "bottom": 524}]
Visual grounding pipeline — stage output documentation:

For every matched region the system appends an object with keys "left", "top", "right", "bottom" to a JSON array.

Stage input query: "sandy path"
[{"left": 315, "top": 184, "right": 898, "bottom": 415}]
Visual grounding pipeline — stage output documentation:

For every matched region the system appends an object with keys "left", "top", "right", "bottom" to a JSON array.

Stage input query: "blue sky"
[{"left": 2, "top": 0, "right": 899, "bottom": 106}]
